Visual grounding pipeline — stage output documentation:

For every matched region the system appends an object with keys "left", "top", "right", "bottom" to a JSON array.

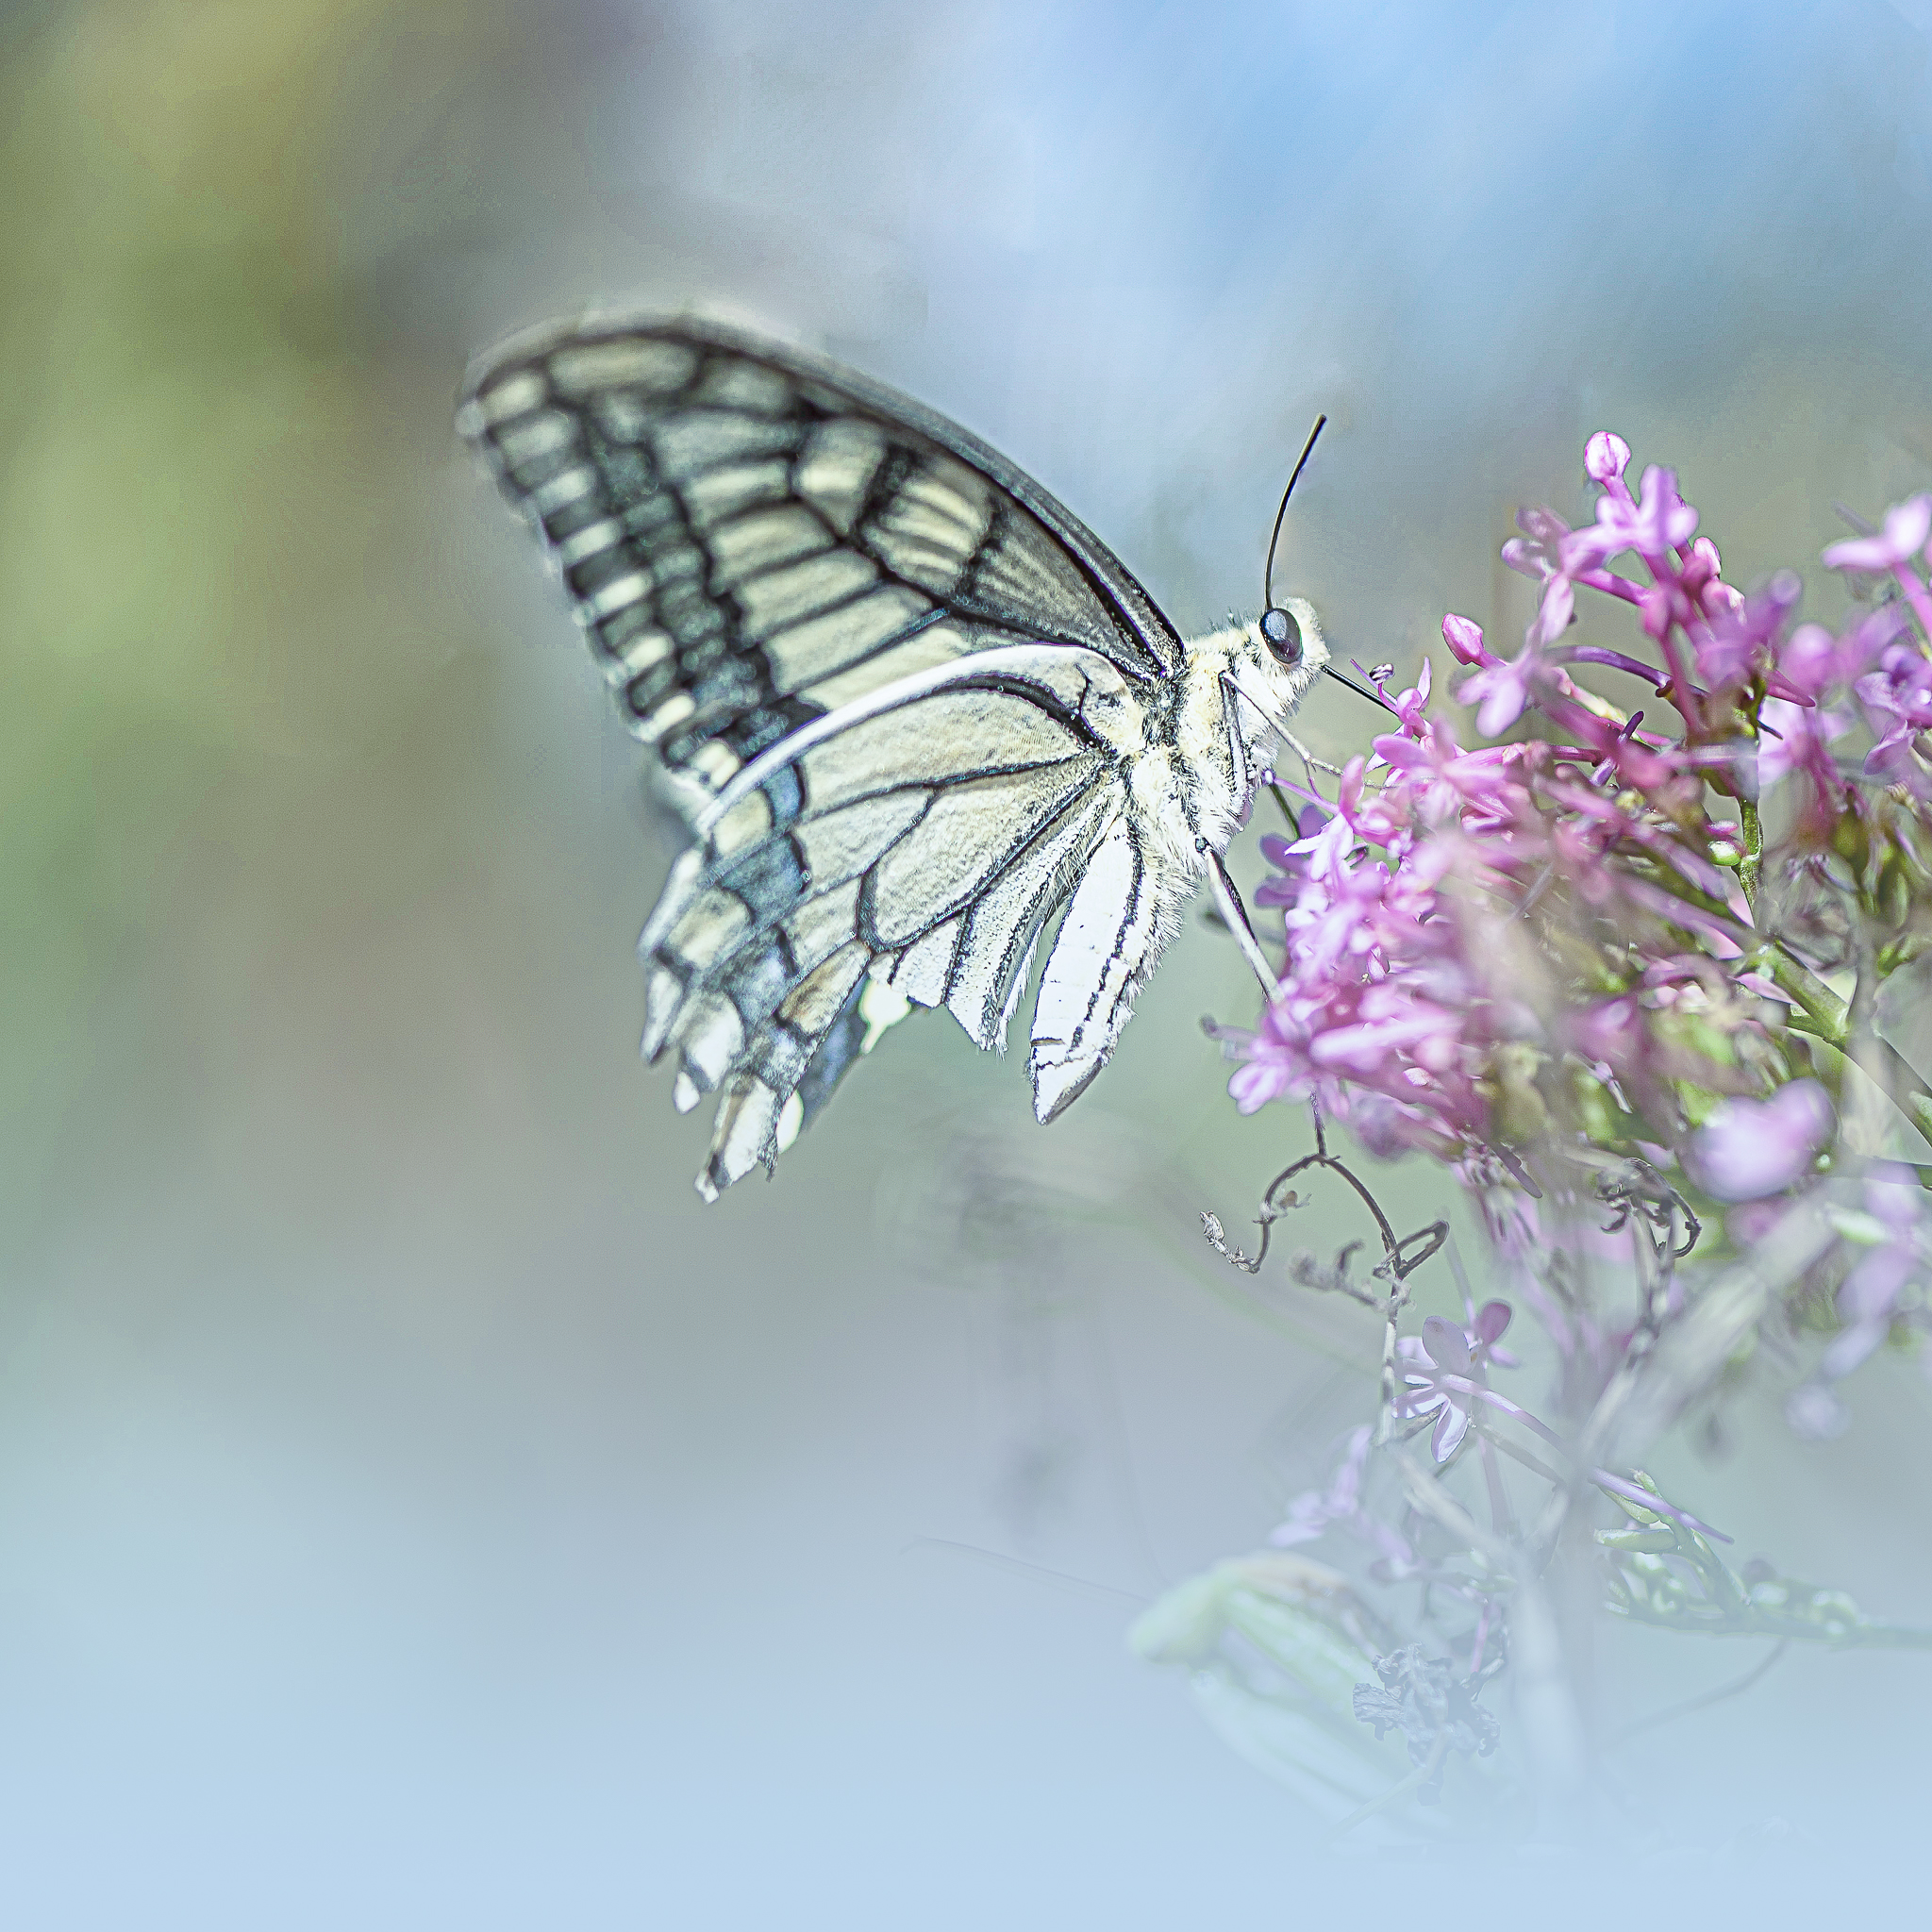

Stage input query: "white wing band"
[{"left": 1027, "top": 814, "right": 1176, "bottom": 1124}]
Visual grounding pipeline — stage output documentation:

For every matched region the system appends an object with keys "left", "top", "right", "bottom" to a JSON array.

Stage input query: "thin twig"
[
  {"left": 1606, "top": 1641, "right": 1790, "bottom": 1749},
  {"left": 899, "top": 1538, "right": 1148, "bottom": 1606},
  {"left": 1330, "top": 1730, "right": 1449, "bottom": 1841}
]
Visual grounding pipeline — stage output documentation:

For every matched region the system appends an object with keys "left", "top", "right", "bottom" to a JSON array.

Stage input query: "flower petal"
[
  {"left": 1431, "top": 1400, "right": 1472, "bottom": 1461},
  {"left": 1422, "top": 1314, "right": 1473, "bottom": 1374},
  {"left": 1822, "top": 495, "right": 1932, "bottom": 573}
]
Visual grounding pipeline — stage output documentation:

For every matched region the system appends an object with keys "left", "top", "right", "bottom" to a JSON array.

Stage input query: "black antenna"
[
  {"left": 1324, "top": 663, "right": 1398, "bottom": 713},
  {"left": 1257, "top": 414, "right": 1397, "bottom": 716},
  {"left": 1263, "top": 413, "right": 1327, "bottom": 611}
]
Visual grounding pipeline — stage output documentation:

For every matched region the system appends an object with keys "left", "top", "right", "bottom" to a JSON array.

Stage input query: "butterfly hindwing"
[
  {"left": 459, "top": 318, "right": 1183, "bottom": 813},
  {"left": 638, "top": 648, "right": 1140, "bottom": 1198}
]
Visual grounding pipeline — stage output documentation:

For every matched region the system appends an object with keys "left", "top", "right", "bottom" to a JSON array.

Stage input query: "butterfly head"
[{"left": 1231, "top": 594, "right": 1328, "bottom": 722}]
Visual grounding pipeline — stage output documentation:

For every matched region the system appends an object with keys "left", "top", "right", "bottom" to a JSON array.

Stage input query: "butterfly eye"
[{"left": 1259, "top": 606, "right": 1303, "bottom": 665}]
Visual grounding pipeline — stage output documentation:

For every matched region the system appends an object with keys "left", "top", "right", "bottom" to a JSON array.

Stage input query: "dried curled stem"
[{"left": 1203, "top": 1102, "right": 1449, "bottom": 1435}]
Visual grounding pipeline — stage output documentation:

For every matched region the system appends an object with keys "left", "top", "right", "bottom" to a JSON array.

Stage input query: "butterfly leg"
[
  {"left": 1208, "top": 852, "right": 1278, "bottom": 996},
  {"left": 1275, "top": 729, "right": 1343, "bottom": 784}
]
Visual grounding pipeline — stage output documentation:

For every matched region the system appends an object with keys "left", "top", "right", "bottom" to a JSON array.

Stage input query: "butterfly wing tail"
[{"left": 694, "top": 941, "right": 874, "bottom": 1200}]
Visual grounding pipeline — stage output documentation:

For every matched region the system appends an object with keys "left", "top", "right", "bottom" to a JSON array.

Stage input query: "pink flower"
[
  {"left": 1501, "top": 508, "right": 1578, "bottom": 649},
  {"left": 1222, "top": 430, "right": 1893, "bottom": 1204},
  {"left": 1396, "top": 1311, "right": 1517, "bottom": 1462},
  {"left": 1381, "top": 657, "right": 1432, "bottom": 737},
  {"left": 1225, "top": 1012, "right": 1308, "bottom": 1113},
  {"left": 1372, "top": 718, "right": 1492, "bottom": 828},
  {"left": 1621, "top": 464, "right": 1701, "bottom": 556},
  {"left": 1528, "top": 579, "right": 1575, "bottom": 650},
  {"left": 1775, "top": 622, "right": 1846, "bottom": 702},
  {"left": 1570, "top": 995, "right": 1642, "bottom": 1067},
  {"left": 1757, "top": 696, "right": 1849, "bottom": 798},
  {"left": 1462, "top": 1297, "right": 1518, "bottom": 1371},
  {"left": 1459, "top": 649, "right": 1536, "bottom": 737},
  {"left": 1335, "top": 757, "right": 1413, "bottom": 848},
  {"left": 1269, "top": 1425, "right": 1416, "bottom": 1570},
  {"left": 1565, "top": 464, "right": 1700, "bottom": 576},
  {"left": 1501, "top": 506, "right": 1572, "bottom": 583},
  {"left": 1680, "top": 537, "right": 1730, "bottom": 612},
  {"left": 1693, "top": 570, "right": 1801, "bottom": 693},
  {"left": 1821, "top": 494, "right": 1932, "bottom": 574},
  {"left": 1684, "top": 1080, "right": 1835, "bottom": 1202},
  {"left": 1224, "top": 808, "right": 1496, "bottom": 1160},
  {"left": 1253, "top": 804, "right": 1334, "bottom": 908},
  {"left": 1857, "top": 642, "right": 1932, "bottom": 787}
]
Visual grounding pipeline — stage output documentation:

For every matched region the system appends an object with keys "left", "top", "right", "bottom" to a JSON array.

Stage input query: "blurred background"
[{"left": 5, "top": 0, "right": 1932, "bottom": 1923}]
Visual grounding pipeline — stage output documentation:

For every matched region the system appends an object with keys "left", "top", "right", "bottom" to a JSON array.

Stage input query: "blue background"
[{"left": 5, "top": 1, "right": 1932, "bottom": 1921}]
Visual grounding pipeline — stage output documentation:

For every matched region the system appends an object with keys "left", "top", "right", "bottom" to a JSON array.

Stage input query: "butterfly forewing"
[{"left": 460, "top": 318, "right": 1181, "bottom": 811}]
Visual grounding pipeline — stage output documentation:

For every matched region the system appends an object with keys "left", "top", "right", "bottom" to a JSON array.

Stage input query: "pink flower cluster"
[
  {"left": 1224, "top": 432, "right": 1932, "bottom": 1191},
  {"left": 1184, "top": 442, "right": 1932, "bottom": 1812},
  {"left": 1224, "top": 646, "right": 1762, "bottom": 1168},
  {"left": 1224, "top": 693, "right": 1539, "bottom": 1161}
]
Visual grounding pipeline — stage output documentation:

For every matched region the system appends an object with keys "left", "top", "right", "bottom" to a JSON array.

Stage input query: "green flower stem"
[
  {"left": 1759, "top": 943, "right": 1849, "bottom": 1043},
  {"left": 1738, "top": 797, "right": 1762, "bottom": 907}
]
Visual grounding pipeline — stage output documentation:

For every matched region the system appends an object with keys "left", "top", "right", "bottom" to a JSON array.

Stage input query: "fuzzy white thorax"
[{"left": 1123, "top": 597, "right": 1328, "bottom": 874}]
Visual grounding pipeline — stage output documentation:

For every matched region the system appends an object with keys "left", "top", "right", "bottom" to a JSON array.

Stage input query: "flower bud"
[
  {"left": 1584, "top": 431, "right": 1633, "bottom": 486},
  {"left": 1441, "top": 612, "right": 1487, "bottom": 664}
]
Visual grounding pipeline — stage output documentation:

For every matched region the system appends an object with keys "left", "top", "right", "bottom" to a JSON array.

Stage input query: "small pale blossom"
[
  {"left": 1694, "top": 570, "right": 1802, "bottom": 693},
  {"left": 1757, "top": 697, "right": 1851, "bottom": 819},
  {"left": 1397, "top": 1316, "right": 1488, "bottom": 1461},
  {"left": 1685, "top": 1080, "right": 1835, "bottom": 1202},
  {"left": 1786, "top": 1380, "right": 1851, "bottom": 1441},
  {"left": 1776, "top": 622, "right": 1844, "bottom": 701},
  {"left": 1462, "top": 1297, "right": 1518, "bottom": 1371},
  {"left": 1500, "top": 506, "right": 1572, "bottom": 584},
  {"left": 1819, "top": 1180, "right": 1925, "bottom": 1380},
  {"left": 1459, "top": 648, "right": 1537, "bottom": 737},
  {"left": 1565, "top": 463, "right": 1700, "bottom": 573},
  {"left": 1820, "top": 494, "right": 1932, "bottom": 574},
  {"left": 1380, "top": 657, "right": 1432, "bottom": 737},
  {"left": 1269, "top": 1424, "right": 1416, "bottom": 1571}
]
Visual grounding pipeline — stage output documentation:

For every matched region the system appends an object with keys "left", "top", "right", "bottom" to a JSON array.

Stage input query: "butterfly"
[{"left": 459, "top": 317, "right": 1345, "bottom": 1200}]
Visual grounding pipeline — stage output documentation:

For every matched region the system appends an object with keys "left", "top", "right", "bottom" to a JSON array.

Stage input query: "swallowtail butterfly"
[{"left": 459, "top": 319, "right": 1331, "bottom": 1199}]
